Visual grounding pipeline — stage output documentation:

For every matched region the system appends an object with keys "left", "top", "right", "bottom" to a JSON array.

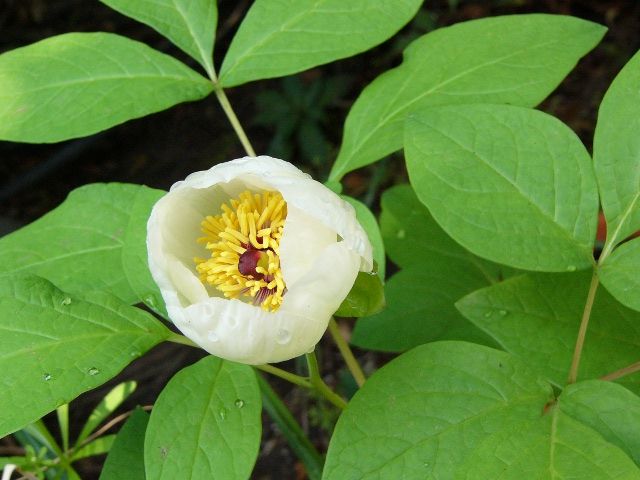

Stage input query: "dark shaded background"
[{"left": 1, "top": 0, "right": 639, "bottom": 478}]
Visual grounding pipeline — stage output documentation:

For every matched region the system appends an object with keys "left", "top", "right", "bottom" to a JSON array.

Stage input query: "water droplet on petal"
[
  {"left": 396, "top": 229, "right": 406, "bottom": 239},
  {"left": 234, "top": 399, "right": 244, "bottom": 409},
  {"left": 61, "top": 297, "right": 71, "bottom": 306},
  {"left": 88, "top": 367, "right": 100, "bottom": 376},
  {"left": 276, "top": 328, "right": 291, "bottom": 345},
  {"left": 566, "top": 265, "right": 577, "bottom": 272},
  {"left": 43, "top": 373, "right": 52, "bottom": 381},
  {"left": 219, "top": 408, "right": 227, "bottom": 420},
  {"left": 207, "top": 331, "right": 219, "bottom": 342}
]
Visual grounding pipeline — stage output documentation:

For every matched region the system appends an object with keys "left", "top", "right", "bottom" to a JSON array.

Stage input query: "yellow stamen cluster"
[{"left": 195, "top": 190, "right": 287, "bottom": 311}]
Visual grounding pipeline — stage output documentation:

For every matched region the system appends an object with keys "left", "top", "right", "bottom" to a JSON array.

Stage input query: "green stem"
[
  {"left": 306, "top": 351, "right": 347, "bottom": 410},
  {"left": 567, "top": 269, "right": 600, "bottom": 384},
  {"left": 328, "top": 318, "right": 366, "bottom": 387},
  {"left": 254, "top": 364, "right": 312, "bottom": 389},
  {"left": 212, "top": 82, "right": 257, "bottom": 157},
  {"left": 257, "top": 375, "right": 324, "bottom": 480},
  {"left": 166, "top": 332, "right": 198, "bottom": 348},
  {"left": 601, "top": 360, "right": 640, "bottom": 382}
]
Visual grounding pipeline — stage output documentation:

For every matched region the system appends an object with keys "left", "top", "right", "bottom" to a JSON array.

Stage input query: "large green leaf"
[
  {"left": 323, "top": 342, "right": 639, "bottom": 479},
  {"left": 406, "top": 104, "right": 598, "bottom": 272},
  {"left": 329, "top": 14, "right": 605, "bottom": 180},
  {"left": 379, "top": 184, "right": 509, "bottom": 280},
  {"left": 352, "top": 184, "right": 508, "bottom": 351},
  {"left": 0, "top": 275, "right": 169, "bottom": 438},
  {"left": 0, "top": 183, "right": 165, "bottom": 313},
  {"left": 0, "top": 33, "right": 213, "bottom": 143},
  {"left": 599, "top": 237, "right": 640, "bottom": 312},
  {"left": 218, "top": 0, "right": 422, "bottom": 87},
  {"left": 144, "top": 356, "right": 261, "bottom": 480},
  {"left": 100, "top": 0, "right": 218, "bottom": 77},
  {"left": 560, "top": 380, "right": 640, "bottom": 466},
  {"left": 100, "top": 409, "right": 149, "bottom": 480},
  {"left": 352, "top": 262, "right": 498, "bottom": 352},
  {"left": 456, "top": 271, "right": 640, "bottom": 393},
  {"left": 594, "top": 50, "right": 640, "bottom": 253}
]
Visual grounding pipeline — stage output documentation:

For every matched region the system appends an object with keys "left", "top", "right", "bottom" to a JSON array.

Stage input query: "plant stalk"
[
  {"left": 306, "top": 351, "right": 347, "bottom": 410},
  {"left": 211, "top": 79, "right": 256, "bottom": 157},
  {"left": 328, "top": 318, "right": 366, "bottom": 387},
  {"left": 600, "top": 360, "right": 640, "bottom": 382},
  {"left": 567, "top": 269, "right": 600, "bottom": 384},
  {"left": 254, "top": 364, "right": 312, "bottom": 389}
]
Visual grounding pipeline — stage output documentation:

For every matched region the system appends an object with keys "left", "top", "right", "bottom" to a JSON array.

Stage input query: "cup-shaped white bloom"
[{"left": 147, "top": 156, "right": 373, "bottom": 364}]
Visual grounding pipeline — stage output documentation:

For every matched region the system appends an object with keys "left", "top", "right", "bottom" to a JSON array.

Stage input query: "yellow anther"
[{"left": 195, "top": 190, "right": 287, "bottom": 311}]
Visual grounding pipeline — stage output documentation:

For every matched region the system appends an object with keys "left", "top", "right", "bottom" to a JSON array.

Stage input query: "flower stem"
[
  {"left": 212, "top": 83, "right": 257, "bottom": 157},
  {"left": 254, "top": 364, "right": 312, "bottom": 389},
  {"left": 328, "top": 318, "right": 366, "bottom": 387},
  {"left": 567, "top": 269, "right": 600, "bottom": 384},
  {"left": 600, "top": 360, "right": 640, "bottom": 382},
  {"left": 166, "top": 332, "right": 198, "bottom": 348},
  {"left": 305, "top": 351, "right": 348, "bottom": 410}
]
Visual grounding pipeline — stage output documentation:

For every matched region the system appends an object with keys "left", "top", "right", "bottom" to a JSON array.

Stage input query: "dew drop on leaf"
[
  {"left": 498, "top": 309, "right": 508, "bottom": 316},
  {"left": 234, "top": 399, "right": 245, "bottom": 409},
  {"left": 396, "top": 229, "right": 406, "bottom": 239},
  {"left": 566, "top": 265, "right": 577, "bottom": 272},
  {"left": 219, "top": 408, "right": 227, "bottom": 421},
  {"left": 87, "top": 367, "right": 100, "bottom": 376},
  {"left": 144, "top": 294, "right": 157, "bottom": 309},
  {"left": 61, "top": 297, "right": 71, "bottom": 306},
  {"left": 483, "top": 311, "right": 492, "bottom": 318},
  {"left": 43, "top": 373, "right": 52, "bottom": 381}
]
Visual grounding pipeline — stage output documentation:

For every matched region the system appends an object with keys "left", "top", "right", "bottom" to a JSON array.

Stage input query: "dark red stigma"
[{"left": 238, "top": 249, "right": 263, "bottom": 278}]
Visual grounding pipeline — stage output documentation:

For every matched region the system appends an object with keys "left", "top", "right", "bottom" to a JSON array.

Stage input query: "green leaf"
[
  {"left": 73, "top": 434, "right": 116, "bottom": 460},
  {"left": 594, "top": 50, "right": 640, "bottom": 252},
  {"left": 100, "top": 409, "right": 149, "bottom": 480},
  {"left": 456, "top": 271, "right": 640, "bottom": 393},
  {"left": 329, "top": 14, "right": 606, "bottom": 180},
  {"left": 75, "top": 381, "right": 137, "bottom": 448},
  {"left": 144, "top": 356, "right": 261, "bottom": 480},
  {"left": 100, "top": 0, "right": 218, "bottom": 77},
  {"left": 219, "top": 0, "right": 422, "bottom": 87},
  {"left": 353, "top": 184, "right": 509, "bottom": 351},
  {"left": 0, "top": 32, "right": 213, "bottom": 143},
  {"left": 334, "top": 271, "right": 385, "bottom": 318},
  {"left": 343, "top": 196, "right": 385, "bottom": 279},
  {"left": 0, "top": 183, "right": 165, "bottom": 313},
  {"left": 323, "top": 342, "right": 639, "bottom": 479},
  {"left": 560, "top": 380, "right": 640, "bottom": 466},
  {"left": 352, "top": 262, "right": 498, "bottom": 352},
  {"left": 379, "top": 184, "right": 511, "bottom": 281},
  {"left": 455, "top": 406, "right": 640, "bottom": 479},
  {"left": 599, "top": 237, "right": 640, "bottom": 312},
  {"left": 0, "top": 275, "right": 169, "bottom": 438},
  {"left": 406, "top": 104, "right": 598, "bottom": 272},
  {"left": 0, "top": 457, "right": 26, "bottom": 469}
]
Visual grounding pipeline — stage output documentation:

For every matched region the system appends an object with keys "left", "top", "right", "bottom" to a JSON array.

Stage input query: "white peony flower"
[{"left": 147, "top": 156, "right": 373, "bottom": 364}]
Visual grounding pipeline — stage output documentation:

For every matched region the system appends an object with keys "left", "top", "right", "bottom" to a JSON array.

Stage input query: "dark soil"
[{"left": 1, "top": 0, "right": 639, "bottom": 478}]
